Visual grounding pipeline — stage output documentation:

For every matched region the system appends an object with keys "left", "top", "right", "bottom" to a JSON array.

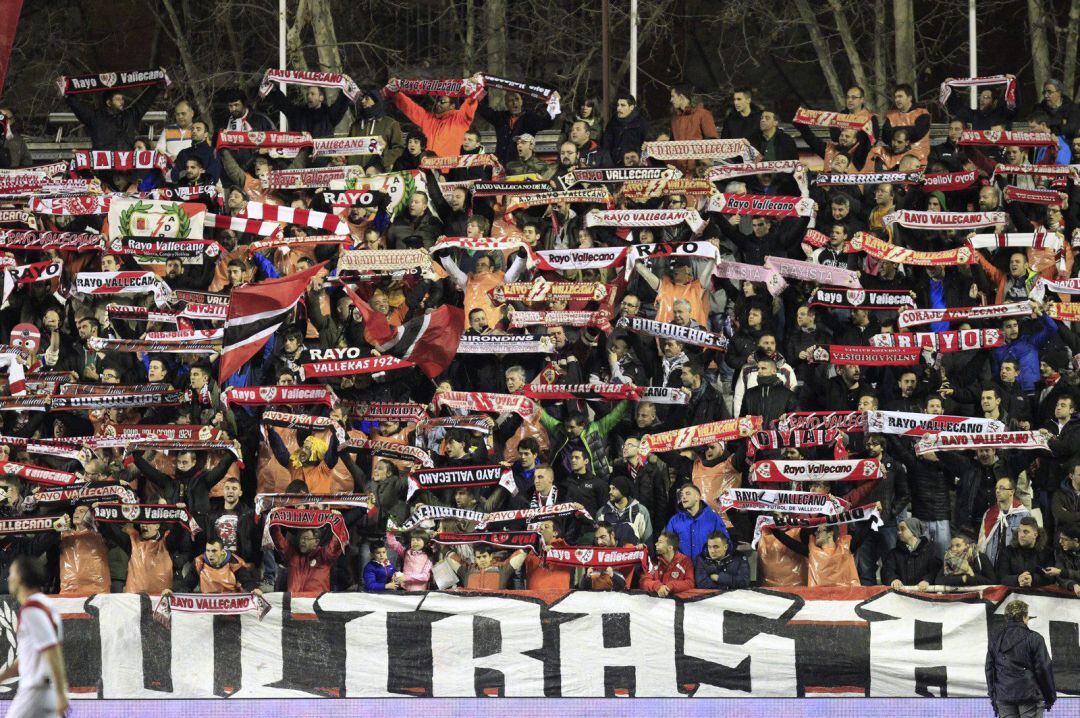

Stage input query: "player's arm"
[
  {"left": 43, "top": 643, "right": 69, "bottom": 716},
  {"left": 0, "top": 657, "right": 17, "bottom": 682}
]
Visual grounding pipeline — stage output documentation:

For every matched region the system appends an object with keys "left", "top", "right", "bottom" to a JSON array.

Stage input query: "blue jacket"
[
  {"left": 664, "top": 504, "right": 729, "bottom": 561},
  {"left": 363, "top": 560, "right": 396, "bottom": 592},
  {"left": 991, "top": 314, "right": 1057, "bottom": 392}
]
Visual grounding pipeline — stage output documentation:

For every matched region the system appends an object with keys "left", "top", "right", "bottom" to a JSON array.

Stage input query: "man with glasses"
[{"left": 1037, "top": 79, "right": 1080, "bottom": 138}]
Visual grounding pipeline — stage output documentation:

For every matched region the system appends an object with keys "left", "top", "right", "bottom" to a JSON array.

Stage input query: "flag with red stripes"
[
  {"left": 219, "top": 262, "right": 326, "bottom": 382},
  {"left": 341, "top": 283, "right": 396, "bottom": 346},
  {"left": 379, "top": 305, "right": 465, "bottom": 380}
]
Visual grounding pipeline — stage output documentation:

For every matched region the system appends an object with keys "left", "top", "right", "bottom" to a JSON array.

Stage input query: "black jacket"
[
  {"left": 985, "top": 622, "right": 1056, "bottom": 708},
  {"left": 601, "top": 109, "right": 650, "bottom": 166},
  {"left": 880, "top": 537, "right": 941, "bottom": 586},
  {"left": 741, "top": 380, "right": 797, "bottom": 427},
  {"left": 134, "top": 452, "right": 236, "bottom": 517},
  {"left": 201, "top": 501, "right": 260, "bottom": 565},
  {"left": 610, "top": 457, "right": 669, "bottom": 530},
  {"left": 478, "top": 97, "right": 557, "bottom": 164},
  {"left": 66, "top": 84, "right": 162, "bottom": 150},
  {"left": 694, "top": 551, "right": 750, "bottom": 589},
  {"left": 262, "top": 88, "right": 351, "bottom": 138},
  {"left": 899, "top": 450, "right": 964, "bottom": 522},
  {"left": 749, "top": 128, "right": 798, "bottom": 161},
  {"left": 934, "top": 551, "right": 997, "bottom": 586},
  {"left": 997, "top": 544, "right": 1054, "bottom": 587}
]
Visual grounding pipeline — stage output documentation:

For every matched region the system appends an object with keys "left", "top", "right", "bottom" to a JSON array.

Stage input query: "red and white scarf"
[
  {"left": 337, "top": 249, "right": 433, "bottom": 275},
  {"left": 0, "top": 461, "right": 80, "bottom": 487},
  {"left": 28, "top": 196, "right": 110, "bottom": 216},
  {"left": 865, "top": 410, "right": 1006, "bottom": 436},
  {"left": 706, "top": 193, "right": 815, "bottom": 218},
  {"left": 505, "top": 187, "right": 612, "bottom": 211},
  {"left": 967, "top": 229, "right": 1062, "bottom": 251},
  {"left": 345, "top": 402, "right": 428, "bottom": 424},
  {"left": 544, "top": 546, "right": 648, "bottom": 571},
  {"left": 262, "top": 507, "right": 349, "bottom": 551},
  {"left": 491, "top": 280, "right": 609, "bottom": 303},
  {"left": 522, "top": 383, "right": 642, "bottom": 401},
  {"left": 805, "top": 344, "right": 922, "bottom": 366},
  {"left": 621, "top": 177, "right": 714, "bottom": 200},
  {"left": 25, "top": 484, "right": 136, "bottom": 509},
  {"left": 310, "top": 136, "right": 382, "bottom": 157},
  {"left": 476, "top": 502, "right": 594, "bottom": 529},
  {"left": 1046, "top": 303, "right": 1080, "bottom": 321},
  {"left": 434, "top": 390, "right": 537, "bottom": 419},
  {"left": 509, "top": 310, "right": 612, "bottom": 330},
  {"left": 916, "top": 431, "right": 1050, "bottom": 455},
  {"left": 898, "top": 301, "right": 1031, "bottom": 329},
  {"left": 389, "top": 77, "right": 482, "bottom": 96},
  {"left": 73, "top": 271, "right": 172, "bottom": 306},
  {"left": 1002, "top": 186, "right": 1062, "bottom": 205},
  {"left": 302, "top": 355, "right": 415, "bottom": 379},
  {"left": 850, "top": 232, "right": 976, "bottom": 266},
  {"left": 531, "top": 246, "right": 629, "bottom": 272},
  {"left": 763, "top": 255, "right": 861, "bottom": 288},
  {"left": 747, "top": 429, "right": 845, "bottom": 459},
  {"left": 641, "top": 139, "right": 759, "bottom": 162},
  {"left": 750, "top": 458, "right": 881, "bottom": 483},
  {"left": 260, "top": 411, "right": 334, "bottom": 432},
  {"left": 585, "top": 208, "right": 709, "bottom": 232},
  {"left": 70, "top": 150, "right": 169, "bottom": 173},
  {"left": 265, "top": 166, "right": 363, "bottom": 190},
  {"left": 812, "top": 171, "right": 922, "bottom": 187},
  {"left": 154, "top": 593, "right": 270, "bottom": 630},
  {"left": 107, "top": 236, "right": 223, "bottom": 258},
  {"left": 705, "top": 160, "right": 804, "bottom": 184},
  {"left": 259, "top": 68, "right": 359, "bottom": 102},
  {"left": 87, "top": 335, "right": 219, "bottom": 355},
  {"left": 777, "top": 411, "right": 866, "bottom": 433},
  {"left": 992, "top": 164, "right": 1080, "bottom": 181},
  {"left": 342, "top": 437, "right": 433, "bottom": 468},
  {"left": 244, "top": 201, "right": 348, "bottom": 235},
  {"left": 216, "top": 130, "right": 313, "bottom": 150},
  {"left": 1, "top": 259, "right": 63, "bottom": 305},
  {"left": 253, "top": 493, "right": 370, "bottom": 519},
  {"left": 92, "top": 502, "right": 200, "bottom": 535},
  {"left": 222, "top": 385, "right": 335, "bottom": 408},
  {"left": 639, "top": 417, "right": 761, "bottom": 459},
  {"left": 420, "top": 154, "right": 502, "bottom": 172},
  {"left": 792, "top": 106, "right": 875, "bottom": 141},
  {"left": 0, "top": 229, "right": 101, "bottom": 251},
  {"left": 432, "top": 530, "right": 543, "bottom": 553},
  {"left": 712, "top": 261, "right": 788, "bottom": 296},
  {"left": 481, "top": 74, "right": 560, "bottom": 117},
  {"left": 939, "top": 75, "right": 1017, "bottom": 108},
  {"left": 883, "top": 209, "right": 1007, "bottom": 230},
  {"left": 566, "top": 166, "right": 678, "bottom": 185},
  {"left": 456, "top": 334, "right": 555, "bottom": 355},
  {"left": 203, "top": 212, "right": 282, "bottom": 238},
  {"left": 870, "top": 328, "right": 1004, "bottom": 352},
  {"left": 958, "top": 130, "right": 1057, "bottom": 148}
]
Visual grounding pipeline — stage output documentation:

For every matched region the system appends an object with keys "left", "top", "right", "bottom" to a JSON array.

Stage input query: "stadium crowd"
[{"left": 0, "top": 62, "right": 1079, "bottom": 600}]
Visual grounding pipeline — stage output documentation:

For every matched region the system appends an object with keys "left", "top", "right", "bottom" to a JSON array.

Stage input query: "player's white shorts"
[{"left": 5, "top": 684, "right": 59, "bottom": 718}]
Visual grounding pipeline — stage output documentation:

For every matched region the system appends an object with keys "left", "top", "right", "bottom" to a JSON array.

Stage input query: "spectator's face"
[
  {"left": 409, "top": 193, "right": 428, "bottom": 217},
  {"left": 373, "top": 547, "right": 388, "bottom": 563},
  {"left": 77, "top": 320, "right": 96, "bottom": 340},
  {"left": 830, "top": 225, "right": 847, "bottom": 245},
  {"left": 1008, "top": 253, "right": 1027, "bottom": 277},
  {"left": 979, "top": 90, "right": 994, "bottom": 111},
  {"left": 636, "top": 402, "right": 656, "bottom": 427},
  {"left": 43, "top": 310, "right": 60, "bottom": 331},
  {"left": 434, "top": 96, "right": 453, "bottom": 114},
  {"left": 516, "top": 138, "right": 533, "bottom": 159},
  {"left": 980, "top": 390, "right": 1000, "bottom": 413},
  {"left": 979, "top": 186, "right": 998, "bottom": 210},
  {"left": 622, "top": 150, "right": 641, "bottom": 166},
  {"left": 469, "top": 311, "right": 487, "bottom": 332},
  {"left": 926, "top": 398, "right": 943, "bottom": 414},
  {"left": 580, "top": 102, "right": 595, "bottom": 118},
  {"left": 758, "top": 335, "right": 776, "bottom": 354},
  {"left": 837, "top": 128, "right": 857, "bottom": 147},
  {"left": 1002, "top": 318, "right": 1019, "bottom": 341},
  {"left": 893, "top": 90, "right": 912, "bottom": 111},
  {"left": 612, "top": 337, "right": 629, "bottom": 360},
  {"left": 898, "top": 373, "right": 916, "bottom": 397},
  {"left": 670, "top": 89, "right": 689, "bottom": 111},
  {"left": 101, "top": 368, "right": 120, "bottom": 384},
  {"left": 1046, "top": 204, "right": 1063, "bottom": 228},
  {"left": 1044, "top": 83, "right": 1063, "bottom": 107},
  {"left": 506, "top": 93, "right": 523, "bottom": 114},
  {"left": 897, "top": 522, "right": 915, "bottom": 544},
  {"left": 595, "top": 526, "right": 615, "bottom": 547},
  {"left": 449, "top": 188, "right": 468, "bottom": 211},
  {"left": 538, "top": 520, "right": 557, "bottom": 544},
  {"left": 106, "top": 93, "right": 125, "bottom": 112},
  {"left": 679, "top": 366, "right": 697, "bottom": 388},
  {"left": 732, "top": 92, "right": 750, "bottom": 114},
  {"left": 567, "top": 419, "right": 585, "bottom": 438},
  {"left": 890, "top": 132, "right": 910, "bottom": 153},
  {"left": 185, "top": 160, "right": 204, "bottom": 180},
  {"left": 190, "top": 368, "right": 208, "bottom": 390},
  {"left": 757, "top": 361, "right": 777, "bottom": 379},
  {"left": 874, "top": 185, "right": 893, "bottom": 206},
  {"left": 570, "top": 451, "right": 587, "bottom": 473},
  {"left": 0, "top": 481, "right": 19, "bottom": 506},
  {"left": 845, "top": 88, "right": 864, "bottom": 112},
  {"left": 228, "top": 265, "right": 245, "bottom": 286},
  {"left": 223, "top": 481, "right": 241, "bottom": 506},
  {"left": 704, "top": 442, "right": 723, "bottom": 461},
  {"left": 615, "top": 99, "right": 633, "bottom": 119},
  {"left": 1016, "top": 524, "right": 1037, "bottom": 547},
  {"left": 227, "top": 100, "right": 245, "bottom": 118},
  {"left": 461, "top": 133, "right": 480, "bottom": 151},
  {"left": 842, "top": 365, "right": 860, "bottom": 383},
  {"left": 796, "top": 306, "right": 814, "bottom": 327},
  {"left": 620, "top": 295, "right": 640, "bottom": 317},
  {"left": 549, "top": 326, "right": 566, "bottom": 348},
  {"left": 522, "top": 225, "right": 540, "bottom": 246},
  {"left": 407, "top": 137, "right": 423, "bottom": 156},
  {"left": 559, "top": 142, "right": 578, "bottom": 166},
  {"left": 454, "top": 488, "right": 474, "bottom": 508},
  {"left": 505, "top": 370, "right": 525, "bottom": 393},
  {"left": 995, "top": 479, "right": 1014, "bottom": 505},
  {"left": 1000, "top": 362, "right": 1019, "bottom": 384},
  {"left": 679, "top": 486, "right": 699, "bottom": 510},
  {"left": 621, "top": 437, "right": 640, "bottom": 461},
  {"left": 759, "top": 112, "right": 778, "bottom": 133},
  {"left": 1072, "top": 138, "right": 1080, "bottom": 157},
  {"left": 165, "top": 258, "right": 183, "bottom": 279},
  {"left": 174, "top": 102, "right": 194, "bottom": 127},
  {"left": 831, "top": 202, "right": 849, "bottom": 219},
  {"left": 372, "top": 460, "right": 390, "bottom": 481},
  {"left": 534, "top": 469, "right": 553, "bottom": 493},
  {"left": 518, "top": 447, "right": 536, "bottom": 466},
  {"left": 672, "top": 302, "right": 691, "bottom": 325},
  {"left": 101, "top": 254, "right": 119, "bottom": 271},
  {"left": 1056, "top": 398, "right": 1074, "bottom": 420},
  {"left": 573, "top": 122, "right": 599, "bottom": 149},
  {"left": 205, "top": 542, "right": 226, "bottom": 567},
  {"left": 305, "top": 87, "right": 323, "bottom": 108},
  {"left": 976, "top": 447, "right": 996, "bottom": 465},
  {"left": 474, "top": 550, "right": 493, "bottom": 570},
  {"left": 856, "top": 394, "right": 876, "bottom": 411},
  {"left": 747, "top": 308, "right": 763, "bottom": 328},
  {"left": 948, "top": 120, "right": 964, "bottom": 142},
  {"left": 661, "top": 338, "right": 682, "bottom": 358},
  {"left": 148, "top": 360, "right": 166, "bottom": 383},
  {"left": 927, "top": 196, "right": 942, "bottom": 212},
  {"left": 447, "top": 437, "right": 466, "bottom": 458},
  {"left": 751, "top": 218, "right": 770, "bottom": 238},
  {"left": 829, "top": 153, "right": 851, "bottom": 173}
]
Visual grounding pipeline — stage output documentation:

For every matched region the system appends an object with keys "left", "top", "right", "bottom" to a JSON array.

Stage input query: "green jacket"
[{"left": 540, "top": 400, "right": 629, "bottom": 479}]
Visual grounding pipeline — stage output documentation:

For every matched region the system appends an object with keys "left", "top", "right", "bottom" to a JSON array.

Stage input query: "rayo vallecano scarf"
[
  {"left": 638, "top": 417, "right": 761, "bottom": 458},
  {"left": 869, "top": 329, "right": 1004, "bottom": 352},
  {"left": 406, "top": 464, "right": 517, "bottom": 500},
  {"left": 718, "top": 488, "right": 845, "bottom": 515},
  {"left": 865, "top": 411, "right": 1005, "bottom": 436},
  {"left": 544, "top": 545, "right": 648, "bottom": 570},
  {"left": 750, "top": 458, "right": 881, "bottom": 483},
  {"left": 434, "top": 391, "right": 537, "bottom": 419},
  {"left": 57, "top": 68, "right": 170, "bottom": 95},
  {"left": 262, "top": 506, "right": 349, "bottom": 550},
  {"left": 259, "top": 68, "right": 360, "bottom": 102},
  {"left": 0, "top": 460, "right": 80, "bottom": 486},
  {"left": 154, "top": 592, "right": 271, "bottom": 630},
  {"left": 342, "top": 437, "right": 434, "bottom": 468},
  {"left": 752, "top": 503, "right": 881, "bottom": 548},
  {"left": 431, "top": 531, "right": 542, "bottom": 553},
  {"left": 92, "top": 502, "right": 201, "bottom": 535},
  {"left": 253, "top": 493, "right": 370, "bottom": 519},
  {"left": 898, "top": 302, "right": 1031, "bottom": 329},
  {"left": 915, "top": 431, "right": 1051, "bottom": 455},
  {"left": 809, "top": 287, "right": 915, "bottom": 311}
]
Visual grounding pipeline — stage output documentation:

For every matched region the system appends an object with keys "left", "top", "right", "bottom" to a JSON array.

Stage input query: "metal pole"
[
  {"left": 629, "top": 0, "right": 638, "bottom": 98},
  {"left": 969, "top": 0, "right": 978, "bottom": 110},
  {"left": 279, "top": 0, "right": 288, "bottom": 130},
  {"left": 602, "top": 0, "right": 610, "bottom": 122}
]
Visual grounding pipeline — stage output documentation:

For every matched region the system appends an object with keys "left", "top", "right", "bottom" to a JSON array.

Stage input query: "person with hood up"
[
  {"left": 601, "top": 94, "right": 650, "bottom": 167},
  {"left": 695, "top": 531, "right": 750, "bottom": 589},
  {"left": 349, "top": 85, "right": 405, "bottom": 170},
  {"left": 880, "top": 516, "right": 942, "bottom": 590},
  {"left": 985, "top": 599, "right": 1056, "bottom": 717}
]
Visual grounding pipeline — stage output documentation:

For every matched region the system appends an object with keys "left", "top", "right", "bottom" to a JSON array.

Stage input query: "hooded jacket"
[
  {"left": 985, "top": 621, "right": 1056, "bottom": 708},
  {"left": 349, "top": 89, "right": 406, "bottom": 169}
]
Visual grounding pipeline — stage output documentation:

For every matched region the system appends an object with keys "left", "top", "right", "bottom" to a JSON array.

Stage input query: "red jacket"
[
  {"left": 640, "top": 551, "right": 695, "bottom": 595},
  {"left": 271, "top": 526, "right": 343, "bottom": 594}
]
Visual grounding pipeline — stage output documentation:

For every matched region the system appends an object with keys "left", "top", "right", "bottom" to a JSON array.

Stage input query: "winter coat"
[
  {"left": 985, "top": 622, "right": 1056, "bottom": 708},
  {"left": 601, "top": 109, "right": 650, "bottom": 166},
  {"left": 390, "top": 90, "right": 479, "bottom": 158},
  {"left": 540, "top": 401, "right": 629, "bottom": 482},
  {"left": 262, "top": 87, "right": 351, "bottom": 138},
  {"left": 640, "top": 551, "right": 695, "bottom": 595},
  {"left": 694, "top": 551, "right": 750, "bottom": 589},
  {"left": 880, "top": 537, "right": 941, "bottom": 586},
  {"left": 664, "top": 503, "right": 730, "bottom": 562},
  {"left": 363, "top": 560, "right": 397, "bottom": 592},
  {"left": 997, "top": 544, "right": 1053, "bottom": 588},
  {"left": 478, "top": 97, "right": 557, "bottom": 164},
  {"left": 65, "top": 84, "right": 162, "bottom": 150}
]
